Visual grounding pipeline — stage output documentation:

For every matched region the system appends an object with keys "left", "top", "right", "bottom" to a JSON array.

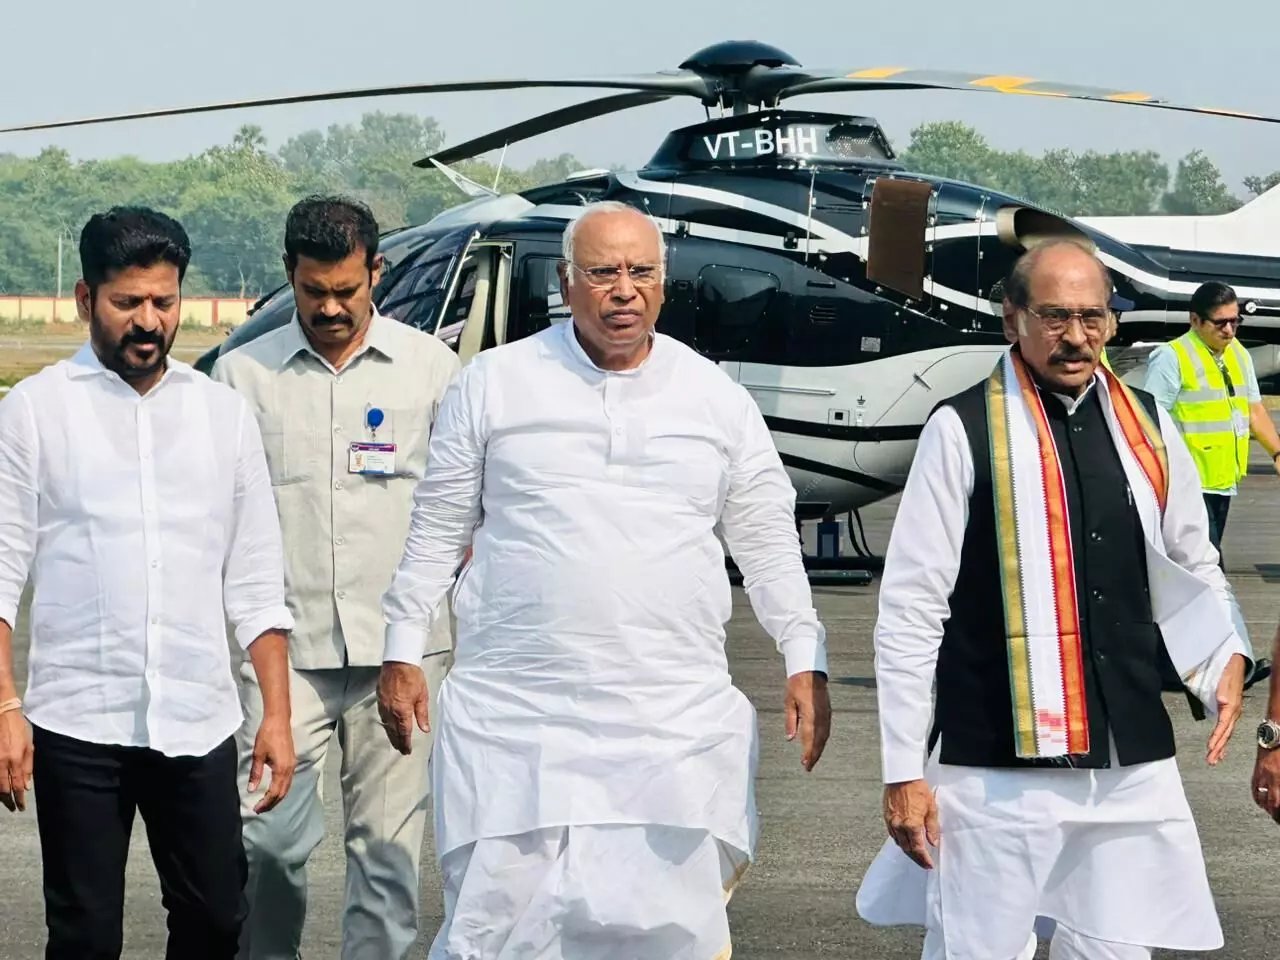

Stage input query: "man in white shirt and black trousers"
[{"left": 0, "top": 207, "right": 296, "bottom": 959}]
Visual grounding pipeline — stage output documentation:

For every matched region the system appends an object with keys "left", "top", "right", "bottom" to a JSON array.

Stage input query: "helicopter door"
[
  {"left": 927, "top": 184, "right": 995, "bottom": 334},
  {"left": 437, "top": 240, "right": 512, "bottom": 364}
]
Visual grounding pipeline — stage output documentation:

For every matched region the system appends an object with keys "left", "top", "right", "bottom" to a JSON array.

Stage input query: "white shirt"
[
  {"left": 874, "top": 375, "right": 1248, "bottom": 784},
  {"left": 0, "top": 343, "right": 293, "bottom": 757},
  {"left": 212, "top": 310, "right": 460, "bottom": 668},
  {"left": 381, "top": 319, "right": 826, "bottom": 858}
]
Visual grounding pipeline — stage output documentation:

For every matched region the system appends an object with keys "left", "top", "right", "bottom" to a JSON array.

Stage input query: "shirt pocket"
[
  {"left": 260, "top": 426, "right": 325, "bottom": 486},
  {"left": 382, "top": 404, "right": 431, "bottom": 479}
]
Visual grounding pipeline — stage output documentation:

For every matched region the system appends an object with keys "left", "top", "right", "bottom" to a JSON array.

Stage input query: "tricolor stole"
[{"left": 986, "top": 348, "right": 1168, "bottom": 758}]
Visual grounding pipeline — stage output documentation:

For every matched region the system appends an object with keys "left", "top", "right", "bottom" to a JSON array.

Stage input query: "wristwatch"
[{"left": 1258, "top": 719, "right": 1280, "bottom": 749}]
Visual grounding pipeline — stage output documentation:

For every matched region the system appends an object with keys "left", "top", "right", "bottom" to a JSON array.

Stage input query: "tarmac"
[{"left": 3, "top": 454, "right": 1280, "bottom": 958}]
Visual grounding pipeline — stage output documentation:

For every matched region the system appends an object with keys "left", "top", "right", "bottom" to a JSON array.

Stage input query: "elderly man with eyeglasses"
[{"left": 375, "top": 200, "right": 831, "bottom": 959}]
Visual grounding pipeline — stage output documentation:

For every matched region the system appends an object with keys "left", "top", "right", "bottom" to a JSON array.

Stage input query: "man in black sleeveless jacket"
[{"left": 855, "top": 241, "right": 1250, "bottom": 960}]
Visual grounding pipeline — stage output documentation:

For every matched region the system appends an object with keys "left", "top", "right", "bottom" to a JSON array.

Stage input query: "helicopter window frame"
[
  {"left": 512, "top": 254, "right": 572, "bottom": 341},
  {"left": 375, "top": 226, "right": 476, "bottom": 334},
  {"left": 692, "top": 263, "right": 787, "bottom": 362}
]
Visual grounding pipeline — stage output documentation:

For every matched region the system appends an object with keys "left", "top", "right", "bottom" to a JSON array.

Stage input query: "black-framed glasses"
[
  {"left": 570, "top": 263, "right": 662, "bottom": 289},
  {"left": 1023, "top": 305, "right": 1112, "bottom": 335}
]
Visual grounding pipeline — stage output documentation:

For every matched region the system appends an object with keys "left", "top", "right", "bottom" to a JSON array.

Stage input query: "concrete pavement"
[{"left": 2, "top": 474, "right": 1280, "bottom": 957}]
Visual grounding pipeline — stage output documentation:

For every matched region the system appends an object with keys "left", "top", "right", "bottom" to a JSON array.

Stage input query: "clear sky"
[{"left": 3, "top": 0, "right": 1278, "bottom": 197}]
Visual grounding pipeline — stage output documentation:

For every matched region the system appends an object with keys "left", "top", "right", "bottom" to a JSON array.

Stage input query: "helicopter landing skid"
[{"left": 725, "top": 510, "right": 882, "bottom": 587}]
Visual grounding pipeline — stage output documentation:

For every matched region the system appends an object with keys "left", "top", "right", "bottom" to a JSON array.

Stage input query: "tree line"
[{"left": 2, "top": 112, "right": 1276, "bottom": 299}]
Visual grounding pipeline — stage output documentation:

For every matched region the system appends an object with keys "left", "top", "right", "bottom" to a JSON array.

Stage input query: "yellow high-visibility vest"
[
  {"left": 1169, "top": 331, "right": 1252, "bottom": 491},
  {"left": 1100, "top": 347, "right": 1113, "bottom": 372}
]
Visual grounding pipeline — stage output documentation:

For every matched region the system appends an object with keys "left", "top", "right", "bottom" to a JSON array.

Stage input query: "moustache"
[
  {"left": 121, "top": 328, "right": 165, "bottom": 348},
  {"left": 309, "top": 313, "right": 353, "bottom": 327},
  {"left": 1050, "top": 346, "right": 1093, "bottom": 364}
]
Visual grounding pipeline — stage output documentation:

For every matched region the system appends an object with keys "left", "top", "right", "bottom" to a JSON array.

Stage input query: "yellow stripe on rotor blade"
[
  {"left": 1105, "top": 91, "right": 1155, "bottom": 102},
  {"left": 847, "top": 67, "right": 907, "bottom": 79},
  {"left": 969, "top": 75, "right": 1037, "bottom": 90}
]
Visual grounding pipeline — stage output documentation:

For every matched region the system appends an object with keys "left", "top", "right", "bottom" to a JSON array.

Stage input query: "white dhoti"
[
  {"left": 856, "top": 747, "right": 1222, "bottom": 960},
  {"left": 429, "top": 823, "right": 749, "bottom": 959}
]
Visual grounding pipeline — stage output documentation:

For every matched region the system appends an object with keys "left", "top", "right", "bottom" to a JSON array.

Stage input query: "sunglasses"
[{"left": 1203, "top": 315, "right": 1243, "bottom": 330}]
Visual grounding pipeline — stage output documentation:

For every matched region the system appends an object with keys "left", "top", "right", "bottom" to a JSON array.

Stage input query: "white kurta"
[
  {"left": 382, "top": 319, "right": 826, "bottom": 866},
  {"left": 856, "top": 378, "right": 1248, "bottom": 958}
]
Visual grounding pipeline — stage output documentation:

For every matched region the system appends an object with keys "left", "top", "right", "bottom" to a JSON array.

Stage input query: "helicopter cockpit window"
[
  {"left": 377, "top": 228, "right": 474, "bottom": 334},
  {"left": 694, "top": 265, "right": 785, "bottom": 361}
]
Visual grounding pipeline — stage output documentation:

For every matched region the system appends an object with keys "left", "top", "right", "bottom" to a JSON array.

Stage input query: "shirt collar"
[
  {"left": 280, "top": 307, "right": 396, "bottom": 372},
  {"left": 561, "top": 315, "right": 658, "bottom": 376},
  {"left": 65, "top": 340, "right": 196, "bottom": 391},
  {"left": 1049, "top": 372, "right": 1098, "bottom": 415}
]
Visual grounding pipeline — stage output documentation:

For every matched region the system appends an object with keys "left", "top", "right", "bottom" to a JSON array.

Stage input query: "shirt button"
[
  {"left": 614, "top": 427, "right": 622, "bottom": 435},
  {"left": 335, "top": 536, "right": 345, "bottom": 546},
  {"left": 337, "top": 590, "right": 346, "bottom": 600},
  {"left": 1089, "top": 531, "right": 1102, "bottom": 542},
  {"left": 336, "top": 376, "right": 344, "bottom": 385},
  {"left": 334, "top": 424, "right": 343, "bottom": 433},
  {"left": 334, "top": 480, "right": 343, "bottom": 490},
  {"left": 150, "top": 615, "right": 159, "bottom": 624},
  {"left": 151, "top": 560, "right": 159, "bottom": 568},
  {"left": 1091, "top": 589, "right": 1104, "bottom": 601}
]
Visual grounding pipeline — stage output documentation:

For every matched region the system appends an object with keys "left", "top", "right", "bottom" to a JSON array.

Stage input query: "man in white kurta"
[
  {"left": 855, "top": 241, "right": 1249, "bottom": 960},
  {"left": 376, "top": 201, "right": 832, "bottom": 958}
]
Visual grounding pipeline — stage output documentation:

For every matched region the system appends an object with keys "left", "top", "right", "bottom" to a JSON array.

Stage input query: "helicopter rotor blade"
[
  {"left": 0, "top": 73, "right": 709, "bottom": 135},
  {"left": 417, "top": 91, "right": 673, "bottom": 167},
  {"left": 773, "top": 69, "right": 1280, "bottom": 124}
]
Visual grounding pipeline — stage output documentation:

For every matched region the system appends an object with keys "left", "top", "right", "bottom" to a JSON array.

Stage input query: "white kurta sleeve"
[
  {"left": 717, "top": 387, "right": 828, "bottom": 678},
  {"left": 1153, "top": 405, "right": 1251, "bottom": 708},
  {"left": 223, "top": 396, "right": 295, "bottom": 650},
  {"left": 875, "top": 405, "right": 974, "bottom": 784},
  {"left": 0, "top": 387, "right": 38, "bottom": 630},
  {"left": 382, "top": 361, "right": 487, "bottom": 664}
]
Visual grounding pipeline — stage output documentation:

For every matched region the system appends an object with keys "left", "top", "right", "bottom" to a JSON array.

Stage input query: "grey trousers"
[{"left": 233, "top": 651, "right": 451, "bottom": 960}]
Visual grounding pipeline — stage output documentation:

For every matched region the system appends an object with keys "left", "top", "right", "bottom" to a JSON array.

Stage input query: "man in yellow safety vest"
[{"left": 1144, "top": 281, "right": 1279, "bottom": 685}]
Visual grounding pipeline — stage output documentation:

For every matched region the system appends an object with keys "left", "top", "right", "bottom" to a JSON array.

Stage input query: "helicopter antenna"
[
  {"left": 492, "top": 142, "right": 509, "bottom": 192},
  {"left": 804, "top": 167, "right": 817, "bottom": 262}
]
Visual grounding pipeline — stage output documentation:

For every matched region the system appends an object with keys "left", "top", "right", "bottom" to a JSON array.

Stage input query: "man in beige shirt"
[{"left": 212, "top": 195, "right": 460, "bottom": 959}]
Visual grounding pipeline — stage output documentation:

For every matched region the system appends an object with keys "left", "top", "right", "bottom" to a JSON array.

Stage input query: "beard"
[{"left": 92, "top": 318, "right": 172, "bottom": 382}]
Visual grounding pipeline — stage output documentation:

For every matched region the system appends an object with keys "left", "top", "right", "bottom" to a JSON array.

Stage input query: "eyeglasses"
[
  {"left": 570, "top": 263, "right": 662, "bottom": 289},
  {"left": 1023, "top": 305, "right": 1112, "bottom": 336},
  {"left": 1204, "top": 315, "right": 1242, "bottom": 329}
]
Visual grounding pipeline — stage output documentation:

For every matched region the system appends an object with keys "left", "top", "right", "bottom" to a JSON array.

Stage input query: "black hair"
[
  {"left": 78, "top": 206, "right": 191, "bottom": 292},
  {"left": 1190, "top": 281, "right": 1237, "bottom": 320},
  {"left": 283, "top": 195, "right": 380, "bottom": 271},
  {"left": 1003, "top": 239, "right": 1112, "bottom": 308}
]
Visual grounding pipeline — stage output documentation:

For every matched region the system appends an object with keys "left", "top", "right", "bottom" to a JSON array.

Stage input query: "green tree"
[{"left": 1162, "top": 150, "right": 1241, "bottom": 215}]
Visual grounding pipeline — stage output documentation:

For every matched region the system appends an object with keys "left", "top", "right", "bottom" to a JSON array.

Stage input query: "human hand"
[
  {"left": 884, "top": 780, "right": 939, "bottom": 869},
  {"left": 0, "top": 708, "right": 32, "bottom": 813},
  {"left": 378, "top": 662, "right": 429, "bottom": 756},
  {"left": 248, "top": 715, "right": 295, "bottom": 814},
  {"left": 784, "top": 671, "right": 831, "bottom": 771},
  {"left": 1207, "top": 653, "right": 1246, "bottom": 765},
  {"left": 1252, "top": 745, "right": 1280, "bottom": 821}
]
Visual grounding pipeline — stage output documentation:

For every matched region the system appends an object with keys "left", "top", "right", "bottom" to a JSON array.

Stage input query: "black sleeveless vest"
[{"left": 927, "top": 378, "right": 1178, "bottom": 769}]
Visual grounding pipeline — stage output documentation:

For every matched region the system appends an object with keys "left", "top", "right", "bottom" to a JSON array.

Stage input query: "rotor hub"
[{"left": 679, "top": 40, "right": 800, "bottom": 77}]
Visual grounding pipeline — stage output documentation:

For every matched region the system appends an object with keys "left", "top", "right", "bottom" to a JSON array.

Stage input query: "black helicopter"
[{"left": 9, "top": 40, "right": 1280, "bottom": 563}]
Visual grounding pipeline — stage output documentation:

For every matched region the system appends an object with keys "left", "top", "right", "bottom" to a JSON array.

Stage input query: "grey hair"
[{"left": 562, "top": 201, "right": 667, "bottom": 285}]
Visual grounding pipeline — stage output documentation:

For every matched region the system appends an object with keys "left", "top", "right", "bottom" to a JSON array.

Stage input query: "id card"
[
  {"left": 1232, "top": 408, "right": 1250, "bottom": 438},
  {"left": 349, "top": 442, "right": 397, "bottom": 476}
]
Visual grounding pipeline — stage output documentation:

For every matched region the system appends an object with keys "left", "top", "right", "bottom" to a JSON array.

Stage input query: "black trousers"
[
  {"left": 31, "top": 725, "right": 248, "bottom": 960},
  {"left": 1204, "top": 492, "right": 1231, "bottom": 570}
]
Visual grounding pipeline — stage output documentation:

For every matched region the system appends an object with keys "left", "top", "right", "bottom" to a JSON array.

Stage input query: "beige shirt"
[{"left": 212, "top": 309, "right": 460, "bottom": 669}]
